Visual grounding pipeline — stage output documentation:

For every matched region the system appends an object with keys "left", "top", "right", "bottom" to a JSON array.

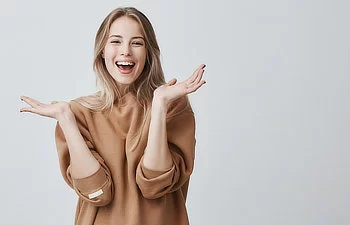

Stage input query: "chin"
[{"left": 112, "top": 76, "right": 136, "bottom": 87}]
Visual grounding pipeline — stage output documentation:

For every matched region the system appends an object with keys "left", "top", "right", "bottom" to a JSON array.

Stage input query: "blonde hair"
[{"left": 76, "top": 7, "right": 165, "bottom": 112}]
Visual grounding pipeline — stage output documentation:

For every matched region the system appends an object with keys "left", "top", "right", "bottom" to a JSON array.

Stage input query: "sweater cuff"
[
  {"left": 140, "top": 161, "right": 174, "bottom": 179},
  {"left": 72, "top": 166, "right": 107, "bottom": 194}
]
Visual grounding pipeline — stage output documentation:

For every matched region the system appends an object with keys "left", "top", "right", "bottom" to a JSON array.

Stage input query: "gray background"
[{"left": 1, "top": 0, "right": 350, "bottom": 224}]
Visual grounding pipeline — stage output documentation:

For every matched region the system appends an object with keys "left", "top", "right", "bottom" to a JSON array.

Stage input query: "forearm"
[
  {"left": 143, "top": 99, "right": 173, "bottom": 171},
  {"left": 58, "top": 112, "right": 100, "bottom": 179}
]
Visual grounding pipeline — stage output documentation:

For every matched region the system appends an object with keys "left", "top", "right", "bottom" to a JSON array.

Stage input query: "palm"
[
  {"left": 20, "top": 96, "right": 71, "bottom": 120},
  {"left": 154, "top": 64, "right": 206, "bottom": 105}
]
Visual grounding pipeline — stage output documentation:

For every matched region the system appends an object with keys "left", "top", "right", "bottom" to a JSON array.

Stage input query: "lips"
[{"left": 115, "top": 61, "right": 135, "bottom": 74}]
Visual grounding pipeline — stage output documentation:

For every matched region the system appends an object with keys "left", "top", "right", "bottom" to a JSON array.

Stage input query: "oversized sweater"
[{"left": 54, "top": 92, "right": 196, "bottom": 225}]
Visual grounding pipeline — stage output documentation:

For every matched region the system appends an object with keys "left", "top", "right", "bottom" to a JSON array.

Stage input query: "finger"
[
  {"left": 20, "top": 107, "right": 51, "bottom": 118},
  {"left": 187, "top": 64, "right": 206, "bottom": 84},
  {"left": 187, "top": 69, "right": 200, "bottom": 83},
  {"left": 186, "top": 65, "right": 202, "bottom": 83},
  {"left": 186, "top": 80, "right": 206, "bottom": 94},
  {"left": 20, "top": 107, "right": 37, "bottom": 114},
  {"left": 192, "top": 68, "right": 205, "bottom": 85},
  {"left": 20, "top": 96, "right": 41, "bottom": 107},
  {"left": 186, "top": 68, "right": 204, "bottom": 90},
  {"left": 51, "top": 101, "right": 58, "bottom": 104},
  {"left": 186, "top": 69, "right": 206, "bottom": 91},
  {"left": 21, "top": 95, "right": 40, "bottom": 104}
]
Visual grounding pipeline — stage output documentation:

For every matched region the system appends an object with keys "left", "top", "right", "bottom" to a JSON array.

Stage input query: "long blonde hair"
[{"left": 76, "top": 7, "right": 165, "bottom": 112}]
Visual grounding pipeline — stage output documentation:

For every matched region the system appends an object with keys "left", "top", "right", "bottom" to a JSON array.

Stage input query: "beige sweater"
[{"left": 55, "top": 92, "right": 196, "bottom": 225}]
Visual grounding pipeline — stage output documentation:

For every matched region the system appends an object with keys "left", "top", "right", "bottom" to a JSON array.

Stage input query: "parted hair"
[{"left": 76, "top": 7, "right": 165, "bottom": 112}]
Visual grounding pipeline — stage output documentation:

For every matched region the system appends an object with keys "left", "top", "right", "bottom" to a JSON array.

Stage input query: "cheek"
[
  {"left": 138, "top": 49, "right": 147, "bottom": 66},
  {"left": 104, "top": 46, "right": 117, "bottom": 59}
]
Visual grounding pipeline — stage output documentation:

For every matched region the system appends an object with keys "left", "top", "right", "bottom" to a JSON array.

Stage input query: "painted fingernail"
[{"left": 203, "top": 64, "right": 206, "bottom": 68}]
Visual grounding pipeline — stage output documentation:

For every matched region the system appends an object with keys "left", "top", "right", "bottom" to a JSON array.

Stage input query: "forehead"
[{"left": 109, "top": 16, "right": 144, "bottom": 37}]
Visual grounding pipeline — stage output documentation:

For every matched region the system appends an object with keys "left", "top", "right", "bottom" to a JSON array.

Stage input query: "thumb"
[{"left": 167, "top": 78, "right": 177, "bottom": 86}]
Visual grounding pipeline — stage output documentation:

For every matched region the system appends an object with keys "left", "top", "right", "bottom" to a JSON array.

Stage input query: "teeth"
[{"left": 116, "top": 61, "right": 135, "bottom": 66}]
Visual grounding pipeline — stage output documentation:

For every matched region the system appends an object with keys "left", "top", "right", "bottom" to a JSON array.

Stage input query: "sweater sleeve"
[
  {"left": 55, "top": 100, "right": 114, "bottom": 207},
  {"left": 136, "top": 97, "right": 196, "bottom": 199}
]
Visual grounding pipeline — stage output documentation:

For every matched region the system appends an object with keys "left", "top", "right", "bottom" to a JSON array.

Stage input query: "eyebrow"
[{"left": 109, "top": 34, "right": 144, "bottom": 40}]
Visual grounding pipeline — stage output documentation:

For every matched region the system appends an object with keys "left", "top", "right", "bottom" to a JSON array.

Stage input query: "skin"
[
  {"left": 103, "top": 16, "right": 147, "bottom": 93},
  {"left": 20, "top": 16, "right": 206, "bottom": 179},
  {"left": 143, "top": 65, "right": 206, "bottom": 170}
]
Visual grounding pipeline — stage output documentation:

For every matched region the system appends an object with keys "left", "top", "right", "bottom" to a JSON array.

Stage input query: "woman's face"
[{"left": 103, "top": 16, "right": 147, "bottom": 91}]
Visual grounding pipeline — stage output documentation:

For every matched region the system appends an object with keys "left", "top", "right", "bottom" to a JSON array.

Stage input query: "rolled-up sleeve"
[
  {"left": 55, "top": 100, "right": 114, "bottom": 206},
  {"left": 136, "top": 104, "right": 196, "bottom": 199}
]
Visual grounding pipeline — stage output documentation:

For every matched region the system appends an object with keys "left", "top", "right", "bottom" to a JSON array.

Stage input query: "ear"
[{"left": 101, "top": 50, "right": 105, "bottom": 59}]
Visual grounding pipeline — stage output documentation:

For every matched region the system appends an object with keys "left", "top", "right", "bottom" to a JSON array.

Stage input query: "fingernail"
[{"left": 202, "top": 64, "right": 206, "bottom": 68}]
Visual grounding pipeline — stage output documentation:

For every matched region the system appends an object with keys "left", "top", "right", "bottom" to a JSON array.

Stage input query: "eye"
[
  {"left": 111, "top": 40, "right": 121, "bottom": 44},
  {"left": 132, "top": 41, "right": 144, "bottom": 46}
]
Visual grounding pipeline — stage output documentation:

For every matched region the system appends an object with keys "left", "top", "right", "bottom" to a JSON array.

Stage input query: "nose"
[{"left": 120, "top": 44, "right": 131, "bottom": 56}]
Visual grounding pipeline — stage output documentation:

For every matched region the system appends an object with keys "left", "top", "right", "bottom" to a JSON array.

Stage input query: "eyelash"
[
  {"left": 110, "top": 40, "right": 144, "bottom": 46},
  {"left": 132, "top": 42, "right": 143, "bottom": 46}
]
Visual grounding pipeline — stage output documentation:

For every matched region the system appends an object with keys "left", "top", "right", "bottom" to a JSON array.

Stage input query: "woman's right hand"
[{"left": 20, "top": 95, "right": 74, "bottom": 121}]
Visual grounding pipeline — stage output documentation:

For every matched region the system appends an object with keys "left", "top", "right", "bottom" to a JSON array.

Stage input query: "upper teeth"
[{"left": 117, "top": 61, "right": 134, "bottom": 66}]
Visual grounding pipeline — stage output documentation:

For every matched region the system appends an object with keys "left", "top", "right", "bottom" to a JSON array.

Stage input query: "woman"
[{"left": 20, "top": 7, "right": 205, "bottom": 225}]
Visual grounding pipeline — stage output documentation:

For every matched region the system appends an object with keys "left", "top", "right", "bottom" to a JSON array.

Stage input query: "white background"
[{"left": 2, "top": 0, "right": 350, "bottom": 224}]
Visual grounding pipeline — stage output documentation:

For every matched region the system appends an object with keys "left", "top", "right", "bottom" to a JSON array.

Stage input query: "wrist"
[
  {"left": 152, "top": 94, "right": 168, "bottom": 105},
  {"left": 57, "top": 111, "right": 76, "bottom": 127},
  {"left": 152, "top": 97, "right": 168, "bottom": 116}
]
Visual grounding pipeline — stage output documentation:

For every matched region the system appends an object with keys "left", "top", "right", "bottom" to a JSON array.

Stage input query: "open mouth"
[{"left": 115, "top": 61, "right": 135, "bottom": 71}]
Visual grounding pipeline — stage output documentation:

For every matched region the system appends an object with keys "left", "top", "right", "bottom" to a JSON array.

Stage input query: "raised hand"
[
  {"left": 153, "top": 64, "right": 206, "bottom": 106},
  {"left": 20, "top": 96, "right": 73, "bottom": 121}
]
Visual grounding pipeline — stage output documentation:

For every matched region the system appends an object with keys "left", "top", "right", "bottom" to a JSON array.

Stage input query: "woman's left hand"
[{"left": 153, "top": 64, "right": 206, "bottom": 107}]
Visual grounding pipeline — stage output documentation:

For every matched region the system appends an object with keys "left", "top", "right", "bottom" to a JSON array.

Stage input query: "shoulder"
[
  {"left": 167, "top": 96, "right": 193, "bottom": 119},
  {"left": 69, "top": 92, "right": 100, "bottom": 119}
]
